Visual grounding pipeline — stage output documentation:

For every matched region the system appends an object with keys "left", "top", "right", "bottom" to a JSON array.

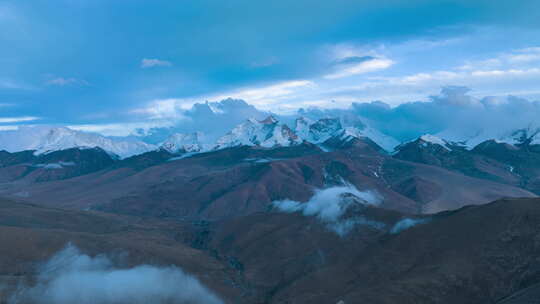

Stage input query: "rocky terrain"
[
  {"left": 1, "top": 195, "right": 540, "bottom": 303},
  {"left": 0, "top": 117, "right": 539, "bottom": 303}
]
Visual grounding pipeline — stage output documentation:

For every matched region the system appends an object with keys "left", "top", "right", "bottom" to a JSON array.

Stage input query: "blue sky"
[{"left": 1, "top": 0, "right": 540, "bottom": 135}]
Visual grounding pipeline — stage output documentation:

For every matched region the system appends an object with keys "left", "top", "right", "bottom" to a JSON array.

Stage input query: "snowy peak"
[
  {"left": 161, "top": 132, "right": 209, "bottom": 153},
  {"left": 0, "top": 126, "right": 155, "bottom": 159},
  {"left": 214, "top": 116, "right": 302, "bottom": 149},
  {"left": 434, "top": 121, "right": 540, "bottom": 150},
  {"left": 260, "top": 115, "right": 279, "bottom": 125},
  {"left": 396, "top": 134, "right": 456, "bottom": 153},
  {"left": 338, "top": 126, "right": 399, "bottom": 152},
  {"left": 506, "top": 126, "right": 540, "bottom": 146},
  {"left": 306, "top": 118, "right": 342, "bottom": 143},
  {"left": 293, "top": 117, "right": 398, "bottom": 152},
  {"left": 419, "top": 134, "right": 452, "bottom": 151},
  {"left": 294, "top": 117, "right": 314, "bottom": 140}
]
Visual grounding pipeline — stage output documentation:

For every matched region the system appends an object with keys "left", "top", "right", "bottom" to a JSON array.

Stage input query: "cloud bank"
[
  {"left": 273, "top": 185, "right": 384, "bottom": 236},
  {"left": 135, "top": 98, "right": 269, "bottom": 143},
  {"left": 298, "top": 86, "right": 540, "bottom": 144},
  {"left": 76, "top": 84, "right": 540, "bottom": 151},
  {"left": 8, "top": 244, "right": 223, "bottom": 304}
]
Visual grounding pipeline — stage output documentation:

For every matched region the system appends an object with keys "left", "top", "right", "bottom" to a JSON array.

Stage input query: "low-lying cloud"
[
  {"left": 347, "top": 86, "right": 540, "bottom": 143},
  {"left": 8, "top": 244, "right": 223, "bottom": 304},
  {"left": 390, "top": 218, "right": 428, "bottom": 234},
  {"left": 272, "top": 185, "right": 384, "bottom": 236}
]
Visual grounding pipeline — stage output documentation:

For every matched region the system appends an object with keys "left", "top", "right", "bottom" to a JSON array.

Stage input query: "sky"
[{"left": 1, "top": 0, "right": 540, "bottom": 136}]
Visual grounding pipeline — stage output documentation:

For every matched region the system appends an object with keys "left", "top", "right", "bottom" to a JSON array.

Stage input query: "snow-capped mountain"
[
  {"left": 5, "top": 116, "right": 538, "bottom": 160},
  {"left": 160, "top": 132, "right": 210, "bottom": 154},
  {"left": 396, "top": 134, "right": 457, "bottom": 152},
  {"left": 501, "top": 126, "right": 540, "bottom": 146},
  {"left": 294, "top": 116, "right": 314, "bottom": 140},
  {"left": 214, "top": 116, "right": 302, "bottom": 149},
  {"left": 335, "top": 126, "right": 400, "bottom": 152},
  {"left": 0, "top": 126, "right": 155, "bottom": 158},
  {"left": 294, "top": 117, "right": 399, "bottom": 152},
  {"left": 213, "top": 115, "right": 400, "bottom": 152},
  {"left": 298, "top": 117, "right": 343, "bottom": 143},
  {"left": 435, "top": 122, "right": 540, "bottom": 149}
]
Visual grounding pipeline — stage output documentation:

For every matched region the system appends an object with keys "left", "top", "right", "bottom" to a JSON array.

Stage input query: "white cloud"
[
  {"left": 46, "top": 77, "right": 89, "bottom": 86},
  {"left": 273, "top": 185, "right": 383, "bottom": 236},
  {"left": 207, "top": 80, "right": 314, "bottom": 108},
  {"left": 324, "top": 58, "right": 394, "bottom": 79},
  {"left": 0, "top": 116, "right": 39, "bottom": 123},
  {"left": 131, "top": 98, "right": 195, "bottom": 120},
  {"left": 126, "top": 37, "right": 540, "bottom": 124},
  {"left": 0, "top": 125, "right": 18, "bottom": 131},
  {"left": 459, "top": 47, "right": 540, "bottom": 70},
  {"left": 68, "top": 121, "right": 175, "bottom": 137},
  {"left": 141, "top": 58, "right": 172, "bottom": 68},
  {"left": 390, "top": 218, "right": 428, "bottom": 234},
  {"left": 8, "top": 244, "right": 223, "bottom": 304}
]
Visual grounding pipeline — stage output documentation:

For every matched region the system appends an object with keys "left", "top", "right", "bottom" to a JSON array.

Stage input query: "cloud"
[
  {"left": 324, "top": 57, "right": 394, "bottom": 79},
  {"left": 390, "top": 218, "right": 428, "bottom": 234},
  {"left": 348, "top": 46, "right": 540, "bottom": 101},
  {"left": 273, "top": 185, "right": 384, "bottom": 236},
  {"left": 170, "top": 41, "right": 540, "bottom": 114},
  {"left": 0, "top": 79, "right": 29, "bottom": 90},
  {"left": 46, "top": 77, "right": 89, "bottom": 86},
  {"left": 68, "top": 121, "right": 175, "bottom": 137},
  {"left": 8, "top": 244, "right": 223, "bottom": 304},
  {"left": 73, "top": 82, "right": 540, "bottom": 148},
  {"left": 141, "top": 58, "right": 172, "bottom": 68},
  {"left": 0, "top": 116, "right": 39, "bottom": 123},
  {"left": 128, "top": 98, "right": 269, "bottom": 143},
  {"left": 208, "top": 80, "right": 314, "bottom": 108},
  {"left": 131, "top": 98, "right": 198, "bottom": 120},
  {"left": 2, "top": 1, "right": 540, "bottom": 125},
  {"left": 339, "top": 86, "right": 540, "bottom": 143}
]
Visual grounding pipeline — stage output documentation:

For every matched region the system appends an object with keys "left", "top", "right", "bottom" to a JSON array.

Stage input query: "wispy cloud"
[
  {"left": 68, "top": 121, "right": 175, "bottom": 137},
  {"left": 209, "top": 80, "right": 314, "bottom": 107},
  {"left": 141, "top": 58, "right": 172, "bottom": 68},
  {"left": 0, "top": 79, "right": 29, "bottom": 90},
  {"left": 130, "top": 98, "right": 194, "bottom": 120},
  {"left": 324, "top": 57, "right": 394, "bottom": 79},
  {"left": 46, "top": 77, "right": 89, "bottom": 86},
  {"left": 0, "top": 116, "right": 39, "bottom": 123}
]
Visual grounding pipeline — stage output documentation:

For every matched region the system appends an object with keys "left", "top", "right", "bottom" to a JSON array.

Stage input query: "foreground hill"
[
  {"left": 0, "top": 198, "right": 241, "bottom": 303},
  {"left": 202, "top": 197, "right": 540, "bottom": 303},
  {"left": 2, "top": 196, "right": 540, "bottom": 303}
]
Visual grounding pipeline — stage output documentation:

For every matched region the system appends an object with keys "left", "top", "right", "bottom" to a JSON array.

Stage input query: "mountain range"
[
  {"left": 1, "top": 114, "right": 538, "bottom": 160},
  {"left": 1, "top": 114, "right": 540, "bottom": 303},
  {"left": 0, "top": 114, "right": 537, "bottom": 217}
]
